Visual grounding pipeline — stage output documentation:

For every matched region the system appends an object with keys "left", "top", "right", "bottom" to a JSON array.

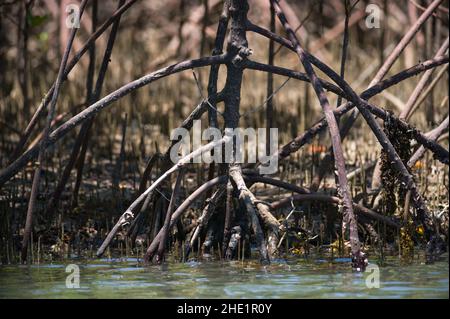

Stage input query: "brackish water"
[{"left": 0, "top": 255, "right": 448, "bottom": 298}]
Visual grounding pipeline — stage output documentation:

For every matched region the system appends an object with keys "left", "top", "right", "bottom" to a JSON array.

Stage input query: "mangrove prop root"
[
  {"left": 270, "top": 0, "right": 366, "bottom": 271},
  {"left": 4, "top": 0, "right": 448, "bottom": 269}
]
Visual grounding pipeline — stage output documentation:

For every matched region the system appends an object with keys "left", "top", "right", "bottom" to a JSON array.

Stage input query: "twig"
[
  {"left": 192, "top": 69, "right": 223, "bottom": 116},
  {"left": 399, "top": 38, "right": 449, "bottom": 120},
  {"left": 406, "top": 64, "right": 449, "bottom": 120},
  {"left": 408, "top": 115, "right": 449, "bottom": 167},
  {"left": 241, "top": 77, "right": 290, "bottom": 118}
]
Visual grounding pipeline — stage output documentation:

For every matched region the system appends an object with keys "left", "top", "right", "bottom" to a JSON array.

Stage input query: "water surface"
[{"left": 0, "top": 255, "right": 448, "bottom": 298}]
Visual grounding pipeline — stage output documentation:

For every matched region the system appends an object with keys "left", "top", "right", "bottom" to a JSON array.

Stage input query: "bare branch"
[
  {"left": 0, "top": 54, "right": 229, "bottom": 187},
  {"left": 270, "top": 0, "right": 365, "bottom": 270}
]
